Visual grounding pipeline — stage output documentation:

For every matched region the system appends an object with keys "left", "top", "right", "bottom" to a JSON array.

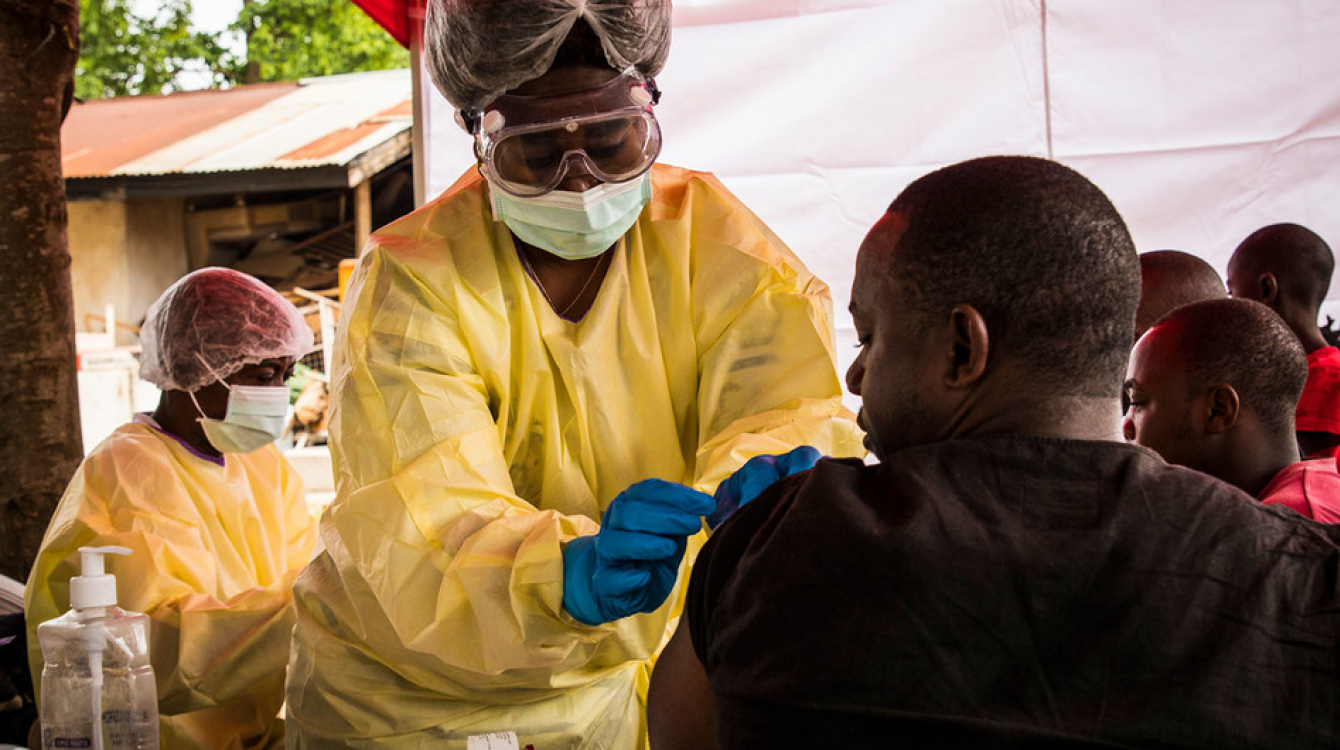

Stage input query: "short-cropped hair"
[
  {"left": 1156, "top": 298, "right": 1307, "bottom": 433},
  {"left": 888, "top": 156, "right": 1140, "bottom": 398}
]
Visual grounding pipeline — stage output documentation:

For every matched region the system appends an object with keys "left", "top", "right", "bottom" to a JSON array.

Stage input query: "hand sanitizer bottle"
[{"left": 37, "top": 545, "right": 158, "bottom": 749}]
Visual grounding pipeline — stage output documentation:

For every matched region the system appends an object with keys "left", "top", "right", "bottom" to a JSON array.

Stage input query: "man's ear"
[
  {"left": 946, "top": 304, "right": 990, "bottom": 388},
  {"left": 1258, "top": 273, "right": 1279, "bottom": 305},
  {"left": 1204, "top": 383, "right": 1240, "bottom": 434}
]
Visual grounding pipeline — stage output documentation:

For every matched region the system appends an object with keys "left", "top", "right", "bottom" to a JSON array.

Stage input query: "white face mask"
[
  {"left": 488, "top": 172, "right": 653, "bottom": 260},
  {"left": 190, "top": 383, "right": 290, "bottom": 454}
]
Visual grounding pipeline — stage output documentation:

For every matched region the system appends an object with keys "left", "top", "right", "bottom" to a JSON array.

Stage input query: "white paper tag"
[{"left": 466, "top": 732, "right": 520, "bottom": 750}]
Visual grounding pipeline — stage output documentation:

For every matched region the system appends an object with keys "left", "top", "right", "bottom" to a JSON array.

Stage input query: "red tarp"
[{"left": 352, "top": 0, "right": 422, "bottom": 48}]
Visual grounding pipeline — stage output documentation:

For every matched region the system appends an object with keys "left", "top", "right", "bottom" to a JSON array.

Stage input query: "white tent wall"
[
  {"left": 1050, "top": 2, "right": 1340, "bottom": 293},
  {"left": 420, "top": 0, "right": 1340, "bottom": 413}
]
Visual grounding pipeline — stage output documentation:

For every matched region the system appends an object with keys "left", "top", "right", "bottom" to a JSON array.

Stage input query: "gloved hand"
[
  {"left": 707, "top": 445, "right": 822, "bottom": 529},
  {"left": 562, "top": 478, "right": 714, "bottom": 626}
]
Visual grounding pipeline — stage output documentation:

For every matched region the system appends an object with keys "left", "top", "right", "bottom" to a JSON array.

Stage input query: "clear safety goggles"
[{"left": 467, "top": 71, "right": 663, "bottom": 198}]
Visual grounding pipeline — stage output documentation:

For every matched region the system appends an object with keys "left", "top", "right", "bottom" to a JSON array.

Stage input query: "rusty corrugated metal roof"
[
  {"left": 62, "top": 82, "right": 298, "bottom": 178},
  {"left": 62, "top": 69, "right": 413, "bottom": 179}
]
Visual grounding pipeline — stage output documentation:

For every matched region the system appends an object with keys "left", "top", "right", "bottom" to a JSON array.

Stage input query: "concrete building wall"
[
  {"left": 126, "top": 197, "right": 189, "bottom": 333},
  {"left": 68, "top": 199, "right": 127, "bottom": 342},
  {"left": 68, "top": 197, "right": 188, "bottom": 346}
]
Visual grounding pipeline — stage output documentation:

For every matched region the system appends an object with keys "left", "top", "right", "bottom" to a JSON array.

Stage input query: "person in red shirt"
[
  {"left": 1256, "top": 460, "right": 1340, "bottom": 523},
  {"left": 1125, "top": 297, "right": 1340, "bottom": 521},
  {"left": 1227, "top": 223, "right": 1340, "bottom": 458}
]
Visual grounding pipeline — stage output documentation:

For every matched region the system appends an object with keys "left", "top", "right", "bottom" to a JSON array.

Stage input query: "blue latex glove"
[
  {"left": 562, "top": 478, "right": 715, "bottom": 626},
  {"left": 707, "top": 445, "right": 822, "bottom": 529}
]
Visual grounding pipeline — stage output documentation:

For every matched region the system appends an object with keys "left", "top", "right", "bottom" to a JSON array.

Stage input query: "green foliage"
[
  {"left": 74, "top": 0, "right": 408, "bottom": 100},
  {"left": 235, "top": 0, "right": 409, "bottom": 83},
  {"left": 76, "top": 0, "right": 229, "bottom": 99}
]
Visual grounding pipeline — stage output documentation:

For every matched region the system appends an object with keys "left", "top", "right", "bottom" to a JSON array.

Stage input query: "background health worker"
[
  {"left": 25, "top": 267, "right": 319, "bottom": 748},
  {"left": 285, "top": 0, "right": 865, "bottom": 746}
]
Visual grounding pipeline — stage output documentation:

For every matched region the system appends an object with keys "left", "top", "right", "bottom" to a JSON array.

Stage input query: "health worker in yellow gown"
[
  {"left": 26, "top": 268, "right": 319, "bottom": 749},
  {"left": 285, "top": 2, "right": 866, "bottom": 747}
]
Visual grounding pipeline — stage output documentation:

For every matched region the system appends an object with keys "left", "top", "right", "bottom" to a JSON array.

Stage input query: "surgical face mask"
[
  {"left": 190, "top": 382, "right": 290, "bottom": 454},
  {"left": 488, "top": 171, "right": 653, "bottom": 260}
]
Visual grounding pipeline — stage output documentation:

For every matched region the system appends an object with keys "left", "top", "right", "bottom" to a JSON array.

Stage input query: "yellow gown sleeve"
[
  {"left": 131, "top": 455, "right": 313, "bottom": 715},
  {"left": 678, "top": 174, "right": 867, "bottom": 491}
]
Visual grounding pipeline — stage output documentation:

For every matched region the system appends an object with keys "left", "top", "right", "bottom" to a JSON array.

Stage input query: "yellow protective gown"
[
  {"left": 25, "top": 416, "right": 318, "bottom": 749},
  {"left": 286, "top": 164, "right": 865, "bottom": 748}
]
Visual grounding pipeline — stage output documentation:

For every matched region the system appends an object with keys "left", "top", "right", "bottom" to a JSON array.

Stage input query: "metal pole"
[{"left": 409, "top": 0, "right": 428, "bottom": 208}]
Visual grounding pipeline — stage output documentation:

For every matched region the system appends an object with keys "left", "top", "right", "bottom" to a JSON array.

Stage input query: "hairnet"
[
  {"left": 425, "top": 0, "right": 672, "bottom": 112},
  {"left": 139, "top": 267, "right": 315, "bottom": 392}
]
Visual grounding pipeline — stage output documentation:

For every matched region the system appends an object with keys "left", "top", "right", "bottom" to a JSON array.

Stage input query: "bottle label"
[{"left": 43, "top": 707, "right": 157, "bottom": 748}]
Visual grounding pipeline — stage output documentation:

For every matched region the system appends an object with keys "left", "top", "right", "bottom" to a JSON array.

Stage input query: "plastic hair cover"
[
  {"left": 425, "top": 0, "right": 671, "bottom": 112},
  {"left": 139, "top": 267, "right": 314, "bottom": 392}
]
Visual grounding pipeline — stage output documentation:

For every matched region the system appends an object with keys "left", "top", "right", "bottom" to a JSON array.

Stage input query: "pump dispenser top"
[{"left": 70, "top": 545, "right": 130, "bottom": 609}]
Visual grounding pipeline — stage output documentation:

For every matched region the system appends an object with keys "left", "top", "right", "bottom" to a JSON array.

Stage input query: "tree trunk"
[
  {"left": 0, "top": 0, "right": 82, "bottom": 582},
  {"left": 242, "top": 0, "right": 260, "bottom": 84}
]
